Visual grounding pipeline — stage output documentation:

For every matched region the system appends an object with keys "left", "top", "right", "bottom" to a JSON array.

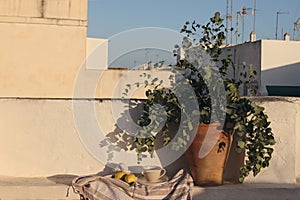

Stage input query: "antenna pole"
[
  {"left": 276, "top": 12, "right": 279, "bottom": 40},
  {"left": 145, "top": 48, "right": 149, "bottom": 64},
  {"left": 253, "top": 0, "right": 256, "bottom": 32},
  {"left": 294, "top": 17, "right": 300, "bottom": 40},
  {"left": 236, "top": 12, "right": 239, "bottom": 44},
  {"left": 230, "top": 0, "right": 233, "bottom": 44},
  {"left": 242, "top": 14, "right": 245, "bottom": 42},
  {"left": 226, "top": 0, "right": 229, "bottom": 44},
  {"left": 276, "top": 11, "right": 289, "bottom": 40},
  {"left": 294, "top": 23, "right": 296, "bottom": 40}
]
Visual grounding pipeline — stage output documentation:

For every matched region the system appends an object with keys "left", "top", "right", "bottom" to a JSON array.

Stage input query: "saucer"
[{"left": 137, "top": 175, "right": 168, "bottom": 185}]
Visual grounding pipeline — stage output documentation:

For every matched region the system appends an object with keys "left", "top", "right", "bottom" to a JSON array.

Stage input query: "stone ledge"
[
  {"left": 0, "top": 177, "right": 300, "bottom": 200},
  {"left": 193, "top": 183, "right": 300, "bottom": 200},
  {"left": 0, "top": 15, "right": 88, "bottom": 27},
  {"left": 0, "top": 176, "right": 78, "bottom": 200}
]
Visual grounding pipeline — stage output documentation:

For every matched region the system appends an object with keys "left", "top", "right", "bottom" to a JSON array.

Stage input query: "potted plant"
[{"left": 116, "top": 12, "right": 275, "bottom": 186}]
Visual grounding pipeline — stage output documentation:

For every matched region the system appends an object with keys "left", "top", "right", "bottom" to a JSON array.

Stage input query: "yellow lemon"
[
  {"left": 124, "top": 173, "right": 137, "bottom": 184},
  {"left": 114, "top": 171, "right": 127, "bottom": 180}
]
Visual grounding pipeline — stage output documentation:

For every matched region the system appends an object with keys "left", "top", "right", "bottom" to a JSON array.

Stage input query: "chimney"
[
  {"left": 250, "top": 31, "right": 256, "bottom": 42},
  {"left": 177, "top": 47, "right": 185, "bottom": 61},
  {"left": 284, "top": 33, "right": 290, "bottom": 41}
]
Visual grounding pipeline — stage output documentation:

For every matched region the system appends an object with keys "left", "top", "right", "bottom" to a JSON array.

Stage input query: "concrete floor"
[{"left": 0, "top": 176, "right": 300, "bottom": 200}]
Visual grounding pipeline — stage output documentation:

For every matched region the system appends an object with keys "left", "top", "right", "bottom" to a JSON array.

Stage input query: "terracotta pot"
[{"left": 185, "top": 123, "right": 233, "bottom": 186}]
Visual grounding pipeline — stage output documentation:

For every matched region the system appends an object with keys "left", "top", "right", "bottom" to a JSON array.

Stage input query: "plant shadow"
[
  {"left": 98, "top": 99, "right": 190, "bottom": 176},
  {"left": 98, "top": 99, "right": 144, "bottom": 162}
]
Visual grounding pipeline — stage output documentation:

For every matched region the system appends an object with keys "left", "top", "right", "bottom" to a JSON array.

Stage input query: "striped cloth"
[{"left": 72, "top": 169, "right": 194, "bottom": 200}]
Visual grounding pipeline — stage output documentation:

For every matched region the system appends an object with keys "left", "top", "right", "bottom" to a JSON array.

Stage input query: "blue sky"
[
  {"left": 87, "top": 0, "right": 300, "bottom": 68},
  {"left": 88, "top": 0, "right": 300, "bottom": 41}
]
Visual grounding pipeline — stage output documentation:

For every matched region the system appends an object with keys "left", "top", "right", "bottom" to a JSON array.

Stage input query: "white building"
[{"left": 224, "top": 37, "right": 300, "bottom": 95}]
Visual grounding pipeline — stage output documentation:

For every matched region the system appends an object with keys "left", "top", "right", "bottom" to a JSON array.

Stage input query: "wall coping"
[{"left": 0, "top": 15, "right": 87, "bottom": 27}]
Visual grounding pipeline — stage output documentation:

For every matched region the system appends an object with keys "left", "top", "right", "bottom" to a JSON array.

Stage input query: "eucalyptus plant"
[{"left": 119, "top": 12, "right": 275, "bottom": 182}]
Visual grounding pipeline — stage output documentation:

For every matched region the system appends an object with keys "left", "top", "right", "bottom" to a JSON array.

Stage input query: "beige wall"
[
  {"left": 0, "top": 0, "right": 87, "bottom": 20},
  {"left": 0, "top": 96, "right": 299, "bottom": 184},
  {"left": 0, "top": 98, "right": 101, "bottom": 177},
  {"left": 86, "top": 38, "right": 108, "bottom": 70},
  {"left": 0, "top": 0, "right": 87, "bottom": 98},
  {"left": 0, "top": 23, "right": 87, "bottom": 98},
  {"left": 72, "top": 68, "right": 174, "bottom": 99},
  {"left": 97, "top": 69, "right": 173, "bottom": 99},
  {"left": 297, "top": 101, "right": 300, "bottom": 180}
]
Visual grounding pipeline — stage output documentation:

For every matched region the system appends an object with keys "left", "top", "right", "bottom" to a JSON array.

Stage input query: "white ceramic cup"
[{"left": 142, "top": 166, "right": 166, "bottom": 182}]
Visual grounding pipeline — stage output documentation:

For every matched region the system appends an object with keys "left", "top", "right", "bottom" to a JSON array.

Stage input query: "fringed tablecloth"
[{"left": 72, "top": 169, "right": 193, "bottom": 200}]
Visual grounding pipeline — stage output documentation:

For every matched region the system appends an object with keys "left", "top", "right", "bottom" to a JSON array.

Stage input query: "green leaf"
[
  {"left": 268, "top": 139, "right": 276, "bottom": 145},
  {"left": 237, "top": 131, "right": 244, "bottom": 137},
  {"left": 172, "top": 143, "right": 180, "bottom": 151},
  {"left": 237, "top": 141, "right": 245, "bottom": 149},
  {"left": 188, "top": 122, "right": 193, "bottom": 131},
  {"left": 235, "top": 147, "right": 243, "bottom": 153},
  {"left": 152, "top": 77, "right": 158, "bottom": 83},
  {"left": 192, "top": 110, "right": 200, "bottom": 116},
  {"left": 126, "top": 84, "right": 131, "bottom": 89},
  {"left": 186, "top": 135, "right": 190, "bottom": 141},
  {"left": 238, "top": 124, "right": 246, "bottom": 132},
  {"left": 183, "top": 130, "right": 187, "bottom": 137},
  {"left": 255, "top": 164, "right": 262, "bottom": 171}
]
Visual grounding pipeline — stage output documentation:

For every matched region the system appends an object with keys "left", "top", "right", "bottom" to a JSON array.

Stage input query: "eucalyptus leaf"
[{"left": 237, "top": 141, "right": 245, "bottom": 149}]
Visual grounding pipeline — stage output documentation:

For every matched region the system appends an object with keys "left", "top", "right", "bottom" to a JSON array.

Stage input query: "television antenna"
[
  {"left": 293, "top": 17, "right": 300, "bottom": 40},
  {"left": 237, "top": 5, "right": 253, "bottom": 43},
  {"left": 275, "top": 11, "right": 289, "bottom": 40},
  {"left": 226, "top": 0, "right": 233, "bottom": 44}
]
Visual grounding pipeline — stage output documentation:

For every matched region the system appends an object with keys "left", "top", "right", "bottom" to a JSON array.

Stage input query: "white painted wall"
[
  {"left": 223, "top": 41, "right": 261, "bottom": 95},
  {"left": 261, "top": 40, "right": 300, "bottom": 71},
  {"left": 245, "top": 97, "right": 300, "bottom": 184}
]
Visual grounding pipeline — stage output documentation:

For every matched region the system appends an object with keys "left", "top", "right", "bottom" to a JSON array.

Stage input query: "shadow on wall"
[
  {"left": 98, "top": 99, "right": 190, "bottom": 177},
  {"left": 262, "top": 61, "right": 300, "bottom": 88},
  {"left": 262, "top": 61, "right": 300, "bottom": 96},
  {"left": 46, "top": 164, "right": 118, "bottom": 186}
]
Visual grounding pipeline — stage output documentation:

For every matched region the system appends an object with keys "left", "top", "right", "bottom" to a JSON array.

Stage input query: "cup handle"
[{"left": 159, "top": 169, "right": 166, "bottom": 178}]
